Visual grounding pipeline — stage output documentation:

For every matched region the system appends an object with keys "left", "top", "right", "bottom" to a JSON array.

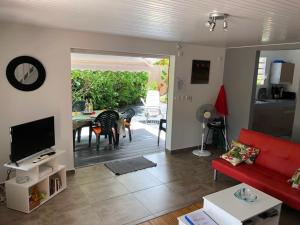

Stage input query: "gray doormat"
[{"left": 104, "top": 157, "right": 157, "bottom": 175}]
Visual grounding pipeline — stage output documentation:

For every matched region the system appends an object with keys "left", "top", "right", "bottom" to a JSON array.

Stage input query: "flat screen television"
[{"left": 10, "top": 116, "right": 55, "bottom": 163}]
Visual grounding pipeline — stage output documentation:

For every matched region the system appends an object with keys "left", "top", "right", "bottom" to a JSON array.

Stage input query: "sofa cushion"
[
  {"left": 238, "top": 129, "right": 300, "bottom": 177},
  {"left": 231, "top": 140, "right": 260, "bottom": 164},
  {"left": 212, "top": 158, "right": 300, "bottom": 210},
  {"left": 289, "top": 168, "right": 300, "bottom": 190},
  {"left": 221, "top": 141, "right": 260, "bottom": 166},
  {"left": 221, "top": 145, "right": 247, "bottom": 166}
]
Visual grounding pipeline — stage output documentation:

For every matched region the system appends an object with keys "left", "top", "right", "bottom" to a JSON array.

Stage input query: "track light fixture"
[
  {"left": 223, "top": 17, "right": 228, "bottom": 31},
  {"left": 205, "top": 12, "right": 229, "bottom": 32},
  {"left": 176, "top": 42, "right": 183, "bottom": 56}
]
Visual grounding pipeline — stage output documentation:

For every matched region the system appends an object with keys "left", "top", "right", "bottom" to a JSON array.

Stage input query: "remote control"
[
  {"left": 33, "top": 155, "right": 49, "bottom": 163},
  {"left": 40, "top": 151, "right": 56, "bottom": 157}
]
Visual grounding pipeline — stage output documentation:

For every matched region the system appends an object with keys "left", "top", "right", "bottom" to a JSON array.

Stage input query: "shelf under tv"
[
  {"left": 4, "top": 149, "right": 64, "bottom": 171},
  {"left": 4, "top": 149, "right": 67, "bottom": 213}
]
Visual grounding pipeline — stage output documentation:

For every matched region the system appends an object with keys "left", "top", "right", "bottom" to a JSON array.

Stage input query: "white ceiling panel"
[{"left": 1, "top": 0, "right": 300, "bottom": 47}]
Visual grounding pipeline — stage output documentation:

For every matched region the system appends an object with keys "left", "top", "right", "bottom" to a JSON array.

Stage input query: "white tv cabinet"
[{"left": 4, "top": 150, "right": 67, "bottom": 213}]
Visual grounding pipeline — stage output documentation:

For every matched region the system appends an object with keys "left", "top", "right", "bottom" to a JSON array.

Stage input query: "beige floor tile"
[
  {"left": 0, "top": 207, "right": 27, "bottom": 224},
  {"left": 164, "top": 177, "right": 212, "bottom": 205},
  {"left": 133, "top": 185, "right": 187, "bottom": 214},
  {"left": 53, "top": 206, "right": 102, "bottom": 225},
  {"left": 79, "top": 177, "right": 117, "bottom": 193},
  {"left": 80, "top": 178, "right": 129, "bottom": 203},
  {"left": 73, "top": 164, "right": 115, "bottom": 185},
  {"left": 145, "top": 165, "right": 184, "bottom": 183},
  {"left": 92, "top": 194, "right": 151, "bottom": 225},
  {"left": 34, "top": 186, "right": 89, "bottom": 214},
  {"left": 143, "top": 152, "right": 172, "bottom": 165},
  {"left": 116, "top": 170, "right": 162, "bottom": 192},
  {"left": 26, "top": 206, "right": 101, "bottom": 225},
  {"left": 165, "top": 177, "right": 209, "bottom": 194}
]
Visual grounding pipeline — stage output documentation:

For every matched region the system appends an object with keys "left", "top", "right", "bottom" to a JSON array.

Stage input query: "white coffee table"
[{"left": 178, "top": 183, "right": 282, "bottom": 225}]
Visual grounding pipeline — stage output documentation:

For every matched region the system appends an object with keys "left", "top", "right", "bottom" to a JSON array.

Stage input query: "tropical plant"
[{"left": 71, "top": 70, "right": 148, "bottom": 110}]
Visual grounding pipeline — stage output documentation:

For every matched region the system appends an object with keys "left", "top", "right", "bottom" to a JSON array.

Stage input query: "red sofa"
[{"left": 212, "top": 128, "right": 300, "bottom": 211}]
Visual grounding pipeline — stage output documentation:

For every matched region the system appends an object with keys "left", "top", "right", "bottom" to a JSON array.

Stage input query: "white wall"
[
  {"left": 171, "top": 45, "right": 225, "bottom": 150},
  {"left": 0, "top": 23, "right": 225, "bottom": 182}
]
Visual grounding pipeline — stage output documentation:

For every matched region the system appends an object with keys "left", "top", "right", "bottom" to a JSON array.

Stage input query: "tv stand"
[{"left": 4, "top": 150, "right": 67, "bottom": 213}]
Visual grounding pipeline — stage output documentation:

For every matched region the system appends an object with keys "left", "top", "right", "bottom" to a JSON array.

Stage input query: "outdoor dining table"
[
  {"left": 72, "top": 110, "right": 102, "bottom": 129},
  {"left": 72, "top": 110, "right": 124, "bottom": 148}
]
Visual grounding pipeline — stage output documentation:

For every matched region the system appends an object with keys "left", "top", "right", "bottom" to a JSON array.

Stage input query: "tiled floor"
[{"left": 0, "top": 149, "right": 299, "bottom": 225}]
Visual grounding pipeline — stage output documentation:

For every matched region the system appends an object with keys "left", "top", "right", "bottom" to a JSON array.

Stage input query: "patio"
[
  {"left": 74, "top": 103, "right": 167, "bottom": 167},
  {"left": 71, "top": 54, "right": 169, "bottom": 167}
]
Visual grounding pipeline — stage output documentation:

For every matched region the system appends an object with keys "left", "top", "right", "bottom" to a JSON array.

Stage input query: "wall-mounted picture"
[{"left": 191, "top": 60, "right": 210, "bottom": 84}]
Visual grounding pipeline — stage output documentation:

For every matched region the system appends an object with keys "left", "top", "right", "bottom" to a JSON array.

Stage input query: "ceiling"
[{"left": 1, "top": 0, "right": 300, "bottom": 47}]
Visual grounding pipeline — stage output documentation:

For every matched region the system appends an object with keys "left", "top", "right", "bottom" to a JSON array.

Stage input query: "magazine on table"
[{"left": 184, "top": 209, "right": 218, "bottom": 225}]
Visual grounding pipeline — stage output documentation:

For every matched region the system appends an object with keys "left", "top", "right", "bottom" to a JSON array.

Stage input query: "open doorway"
[
  {"left": 250, "top": 50, "right": 299, "bottom": 139},
  {"left": 70, "top": 52, "right": 170, "bottom": 167}
]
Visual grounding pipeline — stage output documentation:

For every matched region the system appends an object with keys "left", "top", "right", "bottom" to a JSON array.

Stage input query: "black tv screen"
[{"left": 10, "top": 116, "right": 55, "bottom": 162}]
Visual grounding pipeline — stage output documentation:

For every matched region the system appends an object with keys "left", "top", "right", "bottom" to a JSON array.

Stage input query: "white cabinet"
[
  {"left": 270, "top": 62, "right": 294, "bottom": 84},
  {"left": 4, "top": 150, "right": 67, "bottom": 213}
]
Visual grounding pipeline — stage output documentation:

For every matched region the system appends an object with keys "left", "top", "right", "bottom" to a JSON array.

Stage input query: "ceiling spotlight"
[
  {"left": 209, "top": 21, "right": 216, "bottom": 32},
  {"left": 205, "top": 21, "right": 211, "bottom": 28},
  {"left": 205, "top": 12, "right": 229, "bottom": 32},
  {"left": 223, "top": 18, "right": 228, "bottom": 31},
  {"left": 176, "top": 42, "right": 183, "bottom": 56}
]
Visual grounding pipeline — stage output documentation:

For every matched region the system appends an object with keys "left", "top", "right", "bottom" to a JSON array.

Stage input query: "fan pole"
[
  {"left": 201, "top": 122, "right": 205, "bottom": 151},
  {"left": 192, "top": 121, "right": 211, "bottom": 157}
]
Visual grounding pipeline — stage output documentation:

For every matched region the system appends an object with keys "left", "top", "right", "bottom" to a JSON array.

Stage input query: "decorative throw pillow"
[
  {"left": 221, "top": 141, "right": 260, "bottom": 166},
  {"left": 245, "top": 147, "right": 260, "bottom": 164},
  {"left": 231, "top": 141, "right": 260, "bottom": 164},
  {"left": 221, "top": 143, "right": 249, "bottom": 166},
  {"left": 288, "top": 168, "right": 300, "bottom": 190}
]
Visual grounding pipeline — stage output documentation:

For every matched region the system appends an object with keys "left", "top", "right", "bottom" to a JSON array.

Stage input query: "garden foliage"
[{"left": 71, "top": 70, "right": 148, "bottom": 109}]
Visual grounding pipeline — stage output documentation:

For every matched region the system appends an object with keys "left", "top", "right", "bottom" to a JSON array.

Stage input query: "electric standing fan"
[{"left": 193, "top": 104, "right": 216, "bottom": 157}]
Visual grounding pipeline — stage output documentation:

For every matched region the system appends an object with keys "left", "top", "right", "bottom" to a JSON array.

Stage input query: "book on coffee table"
[{"left": 181, "top": 209, "right": 218, "bottom": 225}]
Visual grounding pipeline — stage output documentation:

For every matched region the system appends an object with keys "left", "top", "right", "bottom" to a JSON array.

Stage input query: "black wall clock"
[{"left": 6, "top": 56, "right": 46, "bottom": 91}]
